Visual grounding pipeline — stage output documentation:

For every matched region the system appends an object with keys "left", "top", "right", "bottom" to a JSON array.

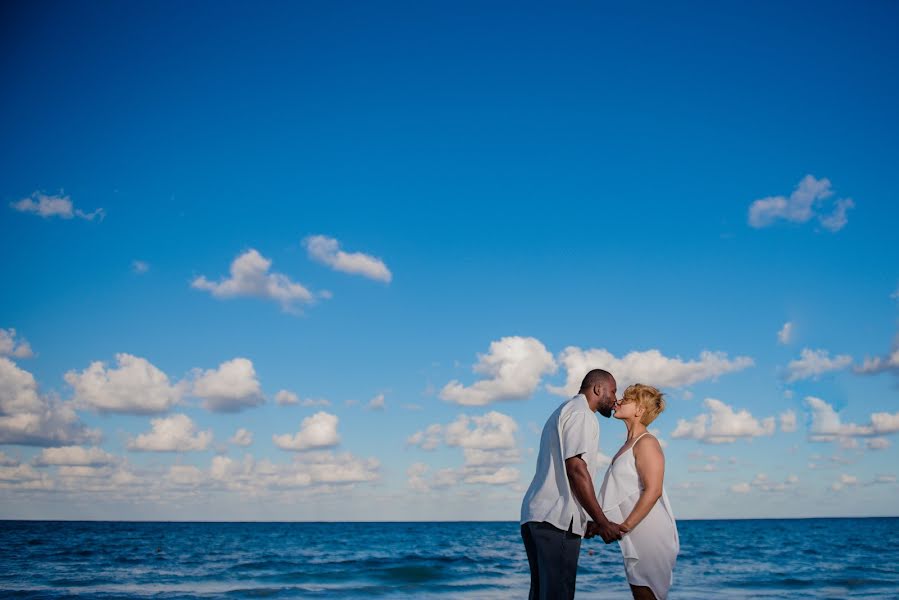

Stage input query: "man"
[{"left": 520, "top": 369, "right": 622, "bottom": 599}]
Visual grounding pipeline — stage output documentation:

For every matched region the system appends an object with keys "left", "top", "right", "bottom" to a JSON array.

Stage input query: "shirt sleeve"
[{"left": 561, "top": 409, "right": 597, "bottom": 460}]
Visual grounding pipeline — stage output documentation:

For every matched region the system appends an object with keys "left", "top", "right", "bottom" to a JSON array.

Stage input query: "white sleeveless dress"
[{"left": 598, "top": 433, "right": 679, "bottom": 599}]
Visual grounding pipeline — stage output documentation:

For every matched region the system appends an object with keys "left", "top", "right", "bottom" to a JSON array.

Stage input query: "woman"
[{"left": 599, "top": 384, "right": 679, "bottom": 600}]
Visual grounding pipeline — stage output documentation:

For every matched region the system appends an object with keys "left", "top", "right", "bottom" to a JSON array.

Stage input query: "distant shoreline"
[{"left": 2, "top": 516, "right": 898, "bottom": 524}]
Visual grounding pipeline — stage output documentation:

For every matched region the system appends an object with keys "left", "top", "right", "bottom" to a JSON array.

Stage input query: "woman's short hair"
[{"left": 623, "top": 383, "right": 665, "bottom": 425}]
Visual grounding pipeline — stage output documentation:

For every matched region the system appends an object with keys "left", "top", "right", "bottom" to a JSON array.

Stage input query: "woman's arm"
[{"left": 620, "top": 436, "right": 665, "bottom": 532}]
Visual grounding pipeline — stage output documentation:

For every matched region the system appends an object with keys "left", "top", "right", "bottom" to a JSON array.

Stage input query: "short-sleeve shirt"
[{"left": 520, "top": 394, "right": 600, "bottom": 537}]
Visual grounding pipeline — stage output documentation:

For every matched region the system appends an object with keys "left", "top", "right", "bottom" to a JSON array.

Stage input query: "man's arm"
[{"left": 565, "top": 455, "right": 622, "bottom": 543}]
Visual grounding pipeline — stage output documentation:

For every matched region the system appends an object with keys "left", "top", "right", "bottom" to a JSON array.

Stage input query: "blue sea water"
[{"left": 1, "top": 518, "right": 897, "bottom": 599}]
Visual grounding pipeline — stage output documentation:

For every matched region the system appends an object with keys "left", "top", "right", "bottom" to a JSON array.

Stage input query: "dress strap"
[{"left": 631, "top": 432, "right": 652, "bottom": 447}]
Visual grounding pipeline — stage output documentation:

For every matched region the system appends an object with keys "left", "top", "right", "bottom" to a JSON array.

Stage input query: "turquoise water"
[{"left": 1, "top": 518, "right": 897, "bottom": 598}]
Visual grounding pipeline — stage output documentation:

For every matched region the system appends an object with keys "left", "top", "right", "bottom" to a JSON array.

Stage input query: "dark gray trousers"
[{"left": 521, "top": 521, "right": 582, "bottom": 600}]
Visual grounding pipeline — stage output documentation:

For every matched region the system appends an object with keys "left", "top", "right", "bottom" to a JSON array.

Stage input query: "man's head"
[{"left": 579, "top": 369, "right": 617, "bottom": 418}]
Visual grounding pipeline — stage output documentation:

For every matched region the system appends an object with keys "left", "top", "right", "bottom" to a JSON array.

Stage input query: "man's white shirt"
[{"left": 520, "top": 394, "right": 600, "bottom": 537}]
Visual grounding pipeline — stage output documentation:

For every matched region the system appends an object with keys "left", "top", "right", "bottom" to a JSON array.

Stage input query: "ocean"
[{"left": 1, "top": 518, "right": 897, "bottom": 599}]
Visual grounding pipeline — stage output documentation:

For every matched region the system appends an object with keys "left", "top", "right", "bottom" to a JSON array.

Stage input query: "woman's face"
[{"left": 613, "top": 396, "right": 640, "bottom": 421}]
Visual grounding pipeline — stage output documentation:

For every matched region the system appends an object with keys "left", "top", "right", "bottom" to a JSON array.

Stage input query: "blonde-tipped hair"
[{"left": 622, "top": 383, "right": 665, "bottom": 425}]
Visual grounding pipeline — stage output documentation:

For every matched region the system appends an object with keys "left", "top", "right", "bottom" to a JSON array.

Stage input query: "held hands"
[{"left": 585, "top": 520, "right": 625, "bottom": 543}]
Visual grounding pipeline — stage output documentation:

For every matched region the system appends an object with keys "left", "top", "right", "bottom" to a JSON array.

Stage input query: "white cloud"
[
  {"left": 229, "top": 428, "right": 253, "bottom": 447},
  {"left": 0, "top": 463, "right": 55, "bottom": 490},
  {"left": 819, "top": 198, "right": 855, "bottom": 232},
  {"left": 275, "top": 390, "right": 300, "bottom": 405},
  {"left": 406, "top": 424, "right": 443, "bottom": 450},
  {"left": 127, "top": 414, "right": 212, "bottom": 452},
  {"left": 871, "top": 475, "right": 896, "bottom": 485},
  {"left": 830, "top": 473, "right": 859, "bottom": 492},
  {"left": 191, "top": 249, "right": 318, "bottom": 313},
  {"left": 549, "top": 347, "right": 753, "bottom": 396},
  {"left": 131, "top": 260, "right": 149, "bottom": 274},
  {"left": 855, "top": 337, "right": 899, "bottom": 376},
  {"left": 10, "top": 191, "right": 105, "bottom": 221},
  {"left": 729, "top": 482, "right": 751, "bottom": 494},
  {"left": 805, "top": 396, "right": 884, "bottom": 442},
  {"left": 445, "top": 412, "right": 518, "bottom": 450},
  {"left": 777, "top": 322, "right": 794, "bottom": 345},
  {"left": 441, "top": 336, "right": 556, "bottom": 406},
  {"left": 0, "top": 328, "right": 34, "bottom": 359},
  {"left": 747, "top": 175, "right": 853, "bottom": 232},
  {"left": 0, "top": 357, "right": 99, "bottom": 447},
  {"left": 785, "top": 348, "right": 852, "bottom": 382},
  {"left": 407, "top": 462, "right": 431, "bottom": 492},
  {"left": 211, "top": 452, "right": 379, "bottom": 492},
  {"left": 671, "top": 398, "right": 776, "bottom": 444},
  {"left": 730, "top": 473, "right": 799, "bottom": 494},
  {"left": 34, "top": 446, "right": 117, "bottom": 466},
  {"left": 274, "top": 390, "right": 331, "bottom": 407},
  {"left": 65, "top": 353, "right": 183, "bottom": 415},
  {"left": 407, "top": 412, "right": 522, "bottom": 490},
  {"left": 367, "top": 393, "right": 385, "bottom": 411},
  {"left": 273, "top": 411, "right": 340, "bottom": 451},
  {"left": 0, "top": 451, "right": 18, "bottom": 466},
  {"left": 191, "top": 357, "right": 264, "bottom": 413},
  {"left": 866, "top": 437, "right": 890, "bottom": 450},
  {"left": 780, "top": 409, "right": 797, "bottom": 433},
  {"left": 871, "top": 411, "right": 899, "bottom": 434},
  {"left": 464, "top": 466, "right": 518, "bottom": 485},
  {"left": 168, "top": 465, "right": 204, "bottom": 487},
  {"left": 304, "top": 235, "right": 392, "bottom": 283}
]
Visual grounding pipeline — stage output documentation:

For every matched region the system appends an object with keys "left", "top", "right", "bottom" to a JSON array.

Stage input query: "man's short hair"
[{"left": 579, "top": 369, "right": 614, "bottom": 391}]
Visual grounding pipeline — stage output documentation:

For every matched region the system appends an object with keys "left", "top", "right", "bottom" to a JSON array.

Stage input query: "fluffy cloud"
[
  {"left": 0, "top": 463, "right": 55, "bottom": 490},
  {"left": 0, "top": 328, "right": 34, "bottom": 359},
  {"left": 33, "top": 446, "right": 117, "bottom": 466},
  {"left": 780, "top": 409, "right": 797, "bottom": 433},
  {"left": 127, "top": 414, "right": 212, "bottom": 452},
  {"left": 273, "top": 411, "right": 340, "bottom": 451},
  {"left": 747, "top": 175, "right": 854, "bottom": 232},
  {"left": 549, "top": 347, "right": 753, "bottom": 396},
  {"left": 0, "top": 358, "right": 99, "bottom": 447},
  {"left": 441, "top": 336, "right": 556, "bottom": 406},
  {"left": 210, "top": 451, "right": 379, "bottom": 492},
  {"left": 406, "top": 424, "right": 443, "bottom": 450},
  {"left": 191, "top": 249, "right": 319, "bottom": 313},
  {"left": 671, "top": 398, "right": 776, "bottom": 444},
  {"left": 867, "top": 437, "right": 890, "bottom": 450},
  {"left": 777, "top": 322, "right": 794, "bottom": 345},
  {"left": 830, "top": 473, "right": 859, "bottom": 492},
  {"left": 229, "top": 428, "right": 253, "bottom": 447},
  {"left": 131, "top": 260, "right": 150, "bottom": 274},
  {"left": 367, "top": 393, "right": 385, "bottom": 410},
  {"left": 785, "top": 348, "right": 852, "bottom": 382},
  {"left": 274, "top": 390, "right": 331, "bottom": 407},
  {"left": 9, "top": 191, "right": 105, "bottom": 221},
  {"left": 445, "top": 412, "right": 518, "bottom": 450},
  {"left": 65, "top": 353, "right": 183, "bottom": 415},
  {"left": 730, "top": 473, "right": 799, "bottom": 494},
  {"left": 304, "top": 235, "right": 392, "bottom": 283},
  {"left": 806, "top": 397, "right": 873, "bottom": 441},
  {"left": 855, "top": 336, "right": 899, "bottom": 376},
  {"left": 407, "top": 412, "right": 521, "bottom": 490},
  {"left": 191, "top": 358, "right": 264, "bottom": 413}
]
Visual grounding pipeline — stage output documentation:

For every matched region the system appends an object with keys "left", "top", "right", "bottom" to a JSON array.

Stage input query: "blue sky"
[{"left": 1, "top": 0, "right": 898, "bottom": 520}]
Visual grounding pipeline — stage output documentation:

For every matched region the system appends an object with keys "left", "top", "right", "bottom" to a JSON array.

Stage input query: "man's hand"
[{"left": 594, "top": 520, "right": 623, "bottom": 544}]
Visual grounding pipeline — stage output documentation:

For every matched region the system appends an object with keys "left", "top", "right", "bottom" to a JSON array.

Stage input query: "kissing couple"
[{"left": 521, "top": 369, "right": 680, "bottom": 599}]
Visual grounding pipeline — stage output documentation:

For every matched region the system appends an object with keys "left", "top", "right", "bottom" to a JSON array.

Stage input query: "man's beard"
[{"left": 598, "top": 406, "right": 613, "bottom": 418}]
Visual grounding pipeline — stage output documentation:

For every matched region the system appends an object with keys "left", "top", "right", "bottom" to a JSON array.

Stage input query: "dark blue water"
[{"left": 1, "top": 518, "right": 897, "bottom": 599}]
